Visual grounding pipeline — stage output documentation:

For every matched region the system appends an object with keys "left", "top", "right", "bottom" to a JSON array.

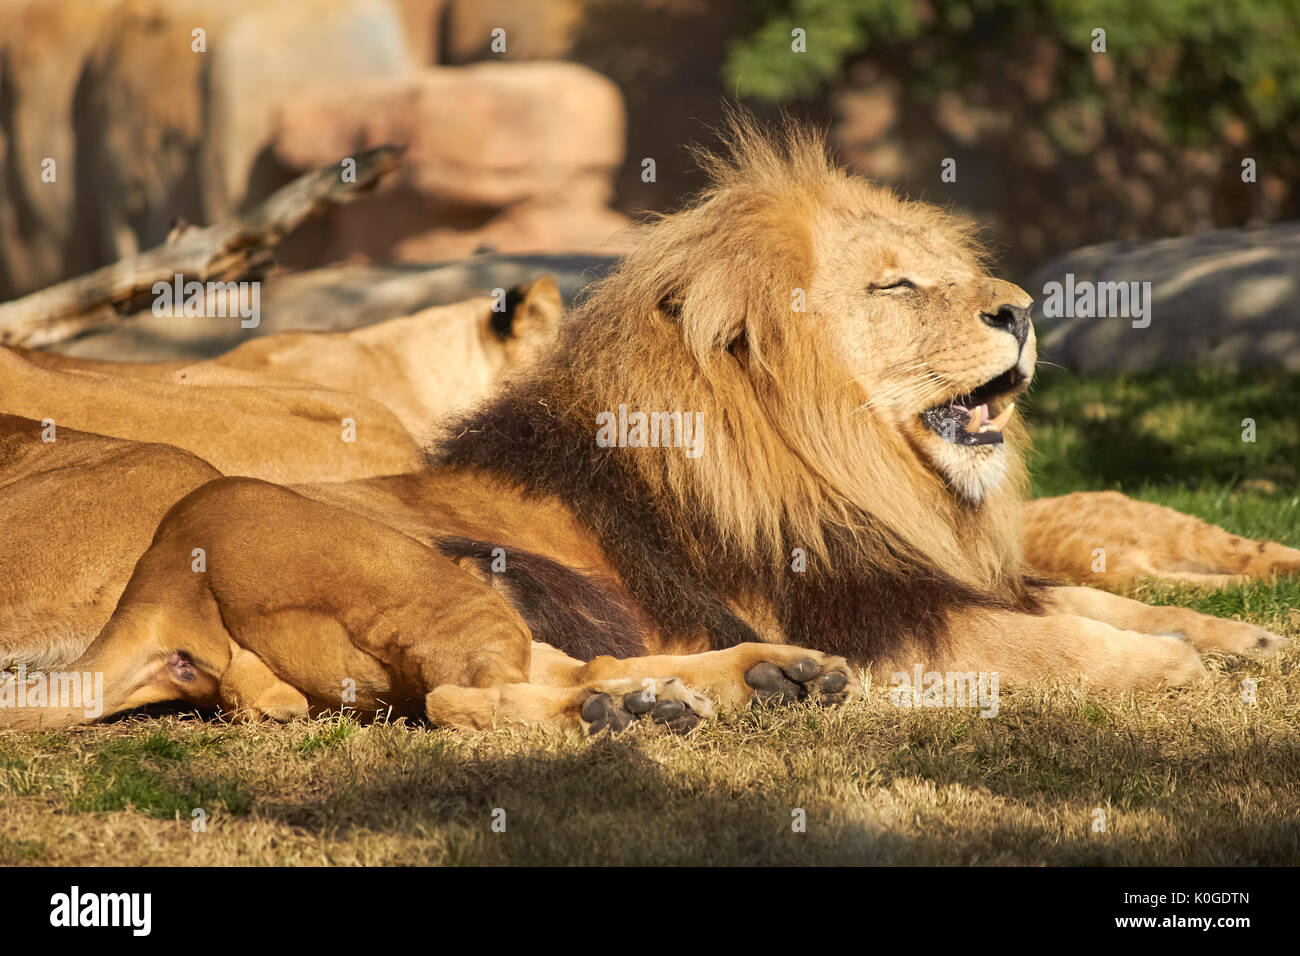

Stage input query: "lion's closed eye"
[{"left": 869, "top": 278, "right": 919, "bottom": 293}]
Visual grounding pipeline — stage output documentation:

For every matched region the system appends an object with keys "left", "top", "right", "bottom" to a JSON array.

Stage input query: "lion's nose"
[{"left": 981, "top": 303, "right": 1031, "bottom": 351}]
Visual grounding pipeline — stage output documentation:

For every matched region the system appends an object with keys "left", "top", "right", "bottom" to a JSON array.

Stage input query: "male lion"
[{"left": 2, "top": 119, "right": 1293, "bottom": 732}]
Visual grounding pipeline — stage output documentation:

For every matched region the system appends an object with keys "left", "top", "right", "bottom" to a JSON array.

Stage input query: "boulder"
[
  {"left": 1028, "top": 223, "right": 1300, "bottom": 372},
  {"left": 441, "top": 0, "right": 579, "bottom": 63},
  {"left": 270, "top": 62, "right": 631, "bottom": 263},
  {"left": 0, "top": 0, "right": 414, "bottom": 300},
  {"left": 0, "top": 0, "right": 120, "bottom": 296},
  {"left": 201, "top": 0, "right": 413, "bottom": 220}
]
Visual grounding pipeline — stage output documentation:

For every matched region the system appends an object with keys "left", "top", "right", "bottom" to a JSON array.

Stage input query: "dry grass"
[{"left": 3, "top": 615, "right": 1298, "bottom": 866}]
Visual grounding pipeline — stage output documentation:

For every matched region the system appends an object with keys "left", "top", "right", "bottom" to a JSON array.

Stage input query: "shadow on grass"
[
  {"left": 243, "top": 718, "right": 1300, "bottom": 865},
  {"left": 250, "top": 735, "right": 921, "bottom": 865}
]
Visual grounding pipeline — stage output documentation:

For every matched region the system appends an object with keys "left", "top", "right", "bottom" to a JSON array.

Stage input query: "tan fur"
[
  {"left": 0, "top": 280, "right": 567, "bottom": 674},
  {"left": 0, "top": 346, "right": 419, "bottom": 482},
  {"left": 0, "top": 478, "right": 855, "bottom": 731},
  {"left": 1024, "top": 491, "right": 1300, "bottom": 586},
  {"left": 8, "top": 277, "right": 562, "bottom": 445},
  {"left": 0, "top": 414, "right": 221, "bottom": 670},
  {"left": 197, "top": 276, "right": 561, "bottom": 438}
]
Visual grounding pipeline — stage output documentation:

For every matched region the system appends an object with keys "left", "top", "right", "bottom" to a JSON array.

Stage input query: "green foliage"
[
  {"left": 726, "top": 0, "right": 1300, "bottom": 142},
  {"left": 726, "top": 0, "right": 918, "bottom": 101}
]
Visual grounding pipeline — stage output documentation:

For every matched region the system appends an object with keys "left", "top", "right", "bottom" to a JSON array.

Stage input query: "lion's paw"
[
  {"left": 744, "top": 653, "right": 860, "bottom": 706},
  {"left": 579, "top": 677, "right": 714, "bottom": 735},
  {"left": 1161, "top": 619, "right": 1292, "bottom": 660},
  {"left": 1238, "top": 624, "right": 1290, "bottom": 658}
]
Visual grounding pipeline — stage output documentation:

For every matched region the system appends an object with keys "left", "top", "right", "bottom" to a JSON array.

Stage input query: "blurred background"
[{"left": 2, "top": 0, "right": 1299, "bottom": 371}]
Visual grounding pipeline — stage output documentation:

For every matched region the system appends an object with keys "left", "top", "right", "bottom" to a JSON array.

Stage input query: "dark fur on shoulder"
[
  {"left": 435, "top": 535, "right": 648, "bottom": 660},
  {"left": 431, "top": 395, "right": 763, "bottom": 653}
]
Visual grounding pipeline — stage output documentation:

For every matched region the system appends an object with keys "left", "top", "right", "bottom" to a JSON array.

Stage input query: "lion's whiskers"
[{"left": 854, "top": 367, "right": 946, "bottom": 415}]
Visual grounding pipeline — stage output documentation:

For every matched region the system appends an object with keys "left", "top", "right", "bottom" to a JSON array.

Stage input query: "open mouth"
[{"left": 920, "top": 368, "right": 1026, "bottom": 446}]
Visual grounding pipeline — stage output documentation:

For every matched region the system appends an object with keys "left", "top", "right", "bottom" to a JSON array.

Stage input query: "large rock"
[
  {"left": 201, "top": 0, "right": 413, "bottom": 220},
  {"left": 1028, "top": 223, "right": 1300, "bottom": 372},
  {"left": 441, "top": 0, "right": 579, "bottom": 63},
  {"left": 389, "top": 0, "right": 447, "bottom": 64},
  {"left": 0, "top": 0, "right": 414, "bottom": 300},
  {"left": 270, "top": 62, "right": 631, "bottom": 263},
  {"left": 0, "top": 4, "right": 630, "bottom": 300},
  {"left": 0, "top": 0, "right": 120, "bottom": 296}
]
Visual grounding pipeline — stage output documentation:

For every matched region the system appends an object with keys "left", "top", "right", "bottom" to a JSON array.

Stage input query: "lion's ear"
[
  {"left": 725, "top": 329, "right": 750, "bottom": 364},
  {"left": 658, "top": 292, "right": 683, "bottom": 320}
]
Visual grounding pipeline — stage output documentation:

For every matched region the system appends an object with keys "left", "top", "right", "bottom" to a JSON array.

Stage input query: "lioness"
[
  {"left": 0, "top": 347, "right": 419, "bottom": 483},
  {"left": 1024, "top": 492, "right": 1300, "bottom": 586},
  {"left": 11, "top": 277, "right": 562, "bottom": 441},
  {"left": 3, "top": 120, "right": 1295, "bottom": 732}
]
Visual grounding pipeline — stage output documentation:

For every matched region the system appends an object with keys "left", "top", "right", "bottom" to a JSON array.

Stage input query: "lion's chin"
[{"left": 925, "top": 439, "right": 1011, "bottom": 504}]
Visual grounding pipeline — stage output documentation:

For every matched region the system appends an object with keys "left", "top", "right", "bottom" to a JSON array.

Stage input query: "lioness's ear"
[
  {"left": 497, "top": 276, "right": 563, "bottom": 362},
  {"left": 508, "top": 276, "right": 563, "bottom": 339}
]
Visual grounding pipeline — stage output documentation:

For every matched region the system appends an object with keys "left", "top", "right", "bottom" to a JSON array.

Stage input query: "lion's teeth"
[
  {"left": 985, "top": 403, "right": 1016, "bottom": 432},
  {"left": 964, "top": 404, "right": 985, "bottom": 433}
]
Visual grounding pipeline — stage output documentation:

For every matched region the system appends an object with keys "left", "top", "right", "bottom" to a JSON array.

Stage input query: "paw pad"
[
  {"left": 745, "top": 657, "right": 852, "bottom": 706},
  {"left": 581, "top": 685, "right": 705, "bottom": 735}
]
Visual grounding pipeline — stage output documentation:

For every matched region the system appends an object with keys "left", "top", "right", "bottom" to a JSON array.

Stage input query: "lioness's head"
[{"left": 495, "top": 117, "right": 1032, "bottom": 589}]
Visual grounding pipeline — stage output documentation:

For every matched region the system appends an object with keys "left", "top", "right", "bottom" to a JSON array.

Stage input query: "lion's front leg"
[
  {"left": 1023, "top": 491, "right": 1300, "bottom": 586},
  {"left": 425, "top": 676, "right": 714, "bottom": 734},
  {"left": 1040, "top": 585, "right": 1289, "bottom": 658},
  {"left": 935, "top": 606, "right": 1207, "bottom": 690},
  {"left": 538, "top": 643, "right": 861, "bottom": 710},
  {"left": 427, "top": 643, "right": 859, "bottom": 734}
]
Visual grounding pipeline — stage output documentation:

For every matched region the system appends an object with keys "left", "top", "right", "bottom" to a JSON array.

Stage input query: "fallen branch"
[{"left": 0, "top": 145, "right": 405, "bottom": 349}]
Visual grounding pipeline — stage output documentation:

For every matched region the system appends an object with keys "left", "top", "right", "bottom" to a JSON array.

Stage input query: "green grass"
[
  {"left": 1, "top": 367, "right": 1297, "bottom": 865},
  {"left": 293, "top": 717, "right": 358, "bottom": 756},
  {"left": 0, "top": 727, "right": 253, "bottom": 819}
]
